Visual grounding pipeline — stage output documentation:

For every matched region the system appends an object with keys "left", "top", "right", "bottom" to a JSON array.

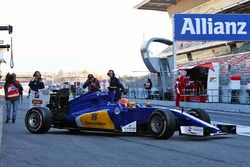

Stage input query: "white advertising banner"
[{"left": 207, "top": 63, "right": 220, "bottom": 102}]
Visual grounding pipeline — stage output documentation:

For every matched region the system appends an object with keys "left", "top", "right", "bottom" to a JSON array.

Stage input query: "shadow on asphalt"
[
  {"left": 44, "top": 129, "right": 235, "bottom": 141},
  {"left": 47, "top": 129, "right": 152, "bottom": 138},
  {"left": 171, "top": 135, "right": 234, "bottom": 141}
]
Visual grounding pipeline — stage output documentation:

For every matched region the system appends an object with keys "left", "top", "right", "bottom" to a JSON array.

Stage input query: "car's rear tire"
[
  {"left": 187, "top": 108, "right": 211, "bottom": 123},
  {"left": 148, "top": 110, "right": 176, "bottom": 139},
  {"left": 25, "top": 107, "right": 52, "bottom": 133}
]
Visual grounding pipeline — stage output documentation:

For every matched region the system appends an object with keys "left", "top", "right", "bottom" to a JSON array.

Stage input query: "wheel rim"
[
  {"left": 150, "top": 115, "right": 164, "bottom": 133},
  {"left": 27, "top": 112, "right": 42, "bottom": 130}
]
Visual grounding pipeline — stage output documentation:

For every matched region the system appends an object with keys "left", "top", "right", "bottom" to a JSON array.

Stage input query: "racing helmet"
[{"left": 119, "top": 98, "right": 128, "bottom": 106}]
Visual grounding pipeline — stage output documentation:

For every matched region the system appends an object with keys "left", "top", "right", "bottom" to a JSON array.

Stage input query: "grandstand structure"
[
  {"left": 133, "top": 0, "right": 250, "bottom": 103},
  {"left": 176, "top": 49, "right": 250, "bottom": 85}
]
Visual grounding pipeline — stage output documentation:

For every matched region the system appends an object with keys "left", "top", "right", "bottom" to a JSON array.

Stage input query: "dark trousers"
[
  {"left": 146, "top": 89, "right": 151, "bottom": 99},
  {"left": 176, "top": 94, "right": 180, "bottom": 107}
]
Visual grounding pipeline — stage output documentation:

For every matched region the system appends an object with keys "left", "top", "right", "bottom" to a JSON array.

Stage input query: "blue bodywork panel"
[{"left": 65, "top": 91, "right": 154, "bottom": 130}]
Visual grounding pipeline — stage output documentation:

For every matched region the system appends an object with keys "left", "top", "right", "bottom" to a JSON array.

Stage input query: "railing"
[
  {"left": 124, "top": 89, "right": 163, "bottom": 100},
  {"left": 124, "top": 88, "right": 250, "bottom": 105}
]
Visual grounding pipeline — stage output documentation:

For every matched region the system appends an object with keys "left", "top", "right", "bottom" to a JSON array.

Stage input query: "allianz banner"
[{"left": 174, "top": 14, "right": 250, "bottom": 41}]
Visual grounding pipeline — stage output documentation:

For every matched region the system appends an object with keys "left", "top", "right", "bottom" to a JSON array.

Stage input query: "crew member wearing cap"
[{"left": 83, "top": 74, "right": 100, "bottom": 92}]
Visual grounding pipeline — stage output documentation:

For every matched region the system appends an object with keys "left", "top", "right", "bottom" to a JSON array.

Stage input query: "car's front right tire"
[
  {"left": 25, "top": 107, "right": 52, "bottom": 133},
  {"left": 187, "top": 108, "right": 211, "bottom": 123}
]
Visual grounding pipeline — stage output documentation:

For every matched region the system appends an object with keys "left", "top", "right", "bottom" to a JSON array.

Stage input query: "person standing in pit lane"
[
  {"left": 144, "top": 78, "right": 152, "bottom": 99},
  {"left": 82, "top": 74, "right": 100, "bottom": 92},
  {"left": 107, "top": 70, "right": 126, "bottom": 101},
  {"left": 4, "top": 73, "right": 22, "bottom": 123},
  {"left": 175, "top": 78, "right": 181, "bottom": 108},
  {"left": 28, "top": 71, "right": 45, "bottom": 93}
]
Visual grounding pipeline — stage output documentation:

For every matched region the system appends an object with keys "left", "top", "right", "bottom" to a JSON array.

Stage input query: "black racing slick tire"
[
  {"left": 25, "top": 107, "right": 52, "bottom": 134},
  {"left": 187, "top": 108, "right": 211, "bottom": 123},
  {"left": 149, "top": 110, "right": 176, "bottom": 139}
]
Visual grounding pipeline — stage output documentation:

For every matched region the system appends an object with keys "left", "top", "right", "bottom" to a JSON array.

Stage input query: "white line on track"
[{"left": 236, "top": 125, "right": 250, "bottom": 137}]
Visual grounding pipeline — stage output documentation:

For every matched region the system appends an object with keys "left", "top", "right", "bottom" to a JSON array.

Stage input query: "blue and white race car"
[{"left": 25, "top": 89, "right": 236, "bottom": 139}]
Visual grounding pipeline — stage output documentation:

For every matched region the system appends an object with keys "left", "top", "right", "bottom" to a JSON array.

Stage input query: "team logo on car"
[
  {"left": 91, "top": 113, "right": 98, "bottom": 121},
  {"left": 114, "top": 107, "right": 121, "bottom": 115}
]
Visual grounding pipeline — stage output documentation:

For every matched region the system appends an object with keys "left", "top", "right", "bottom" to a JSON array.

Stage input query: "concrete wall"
[{"left": 130, "top": 98, "right": 250, "bottom": 114}]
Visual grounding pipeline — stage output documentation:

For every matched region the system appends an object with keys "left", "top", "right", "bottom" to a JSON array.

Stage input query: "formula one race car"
[{"left": 25, "top": 89, "right": 236, "bottom": 139}]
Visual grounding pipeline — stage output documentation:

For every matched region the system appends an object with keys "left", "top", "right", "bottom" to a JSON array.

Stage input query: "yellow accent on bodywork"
[{"left": 79, "top": 110, "right": 114, "bottom": 129}]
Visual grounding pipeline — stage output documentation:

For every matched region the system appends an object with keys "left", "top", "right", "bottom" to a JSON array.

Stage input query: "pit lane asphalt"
[
  {"left": 0, "top": 97, "right": 4, "bottom": 159},
  {"left": 1, "top": 98, "right": 250, "bottom": 167}
]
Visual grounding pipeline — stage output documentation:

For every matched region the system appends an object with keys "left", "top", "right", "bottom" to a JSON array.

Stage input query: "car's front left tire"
[{"left": 148, "top": 110, "right": 176, "bottom": 139}]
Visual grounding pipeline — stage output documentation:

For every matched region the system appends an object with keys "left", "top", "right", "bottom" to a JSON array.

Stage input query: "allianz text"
[{"left": 181, "top": 18, "right": 247, "bottom": 35}]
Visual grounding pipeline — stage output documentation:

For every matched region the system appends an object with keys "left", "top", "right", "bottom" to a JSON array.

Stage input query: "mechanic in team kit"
[
  {"left": 144, "top": 78, "right": 152, "bottom": 99},
  {"left": 28, "top": 71, "right": 45, "bottom": 95},
  {"left": 175, "top": 77, "right": 181, "bottom": 108},
  {"left": 82, "top": 74, "right": 100, "bottom": 92},
  {"left": 4, "top": 73, "right": 23, "bottom": 123},
  {"left": 107, "top": 69, "right": 126, "bottom": 101}
]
